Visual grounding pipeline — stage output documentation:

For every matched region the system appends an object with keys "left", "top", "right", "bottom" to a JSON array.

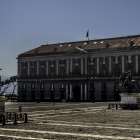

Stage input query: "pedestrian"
[{"left": 19, "top": 103, "right": 22, "bottom": 112}]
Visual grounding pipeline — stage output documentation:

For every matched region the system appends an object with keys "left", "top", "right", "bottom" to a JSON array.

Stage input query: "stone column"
[
  {"left": 28, "top": 62, "right": 30, "bottom": 77},
  {"left": 70, "top": 84, "right": 72, "bottom": 99},
  {"left": 81, "top": 58, "right": 83, "bottom": 75},
  {"left": 122, "top": 56, "right": 124, "bottom": 73},
  {"left": 70, "top": 59, "right": 72, "bottom": 73},
  {"left": 56, "top": 60, "right": 58, "bottom": 76},
  {"left": 37, "top": 61, "right": 39, "bottom": 76},
  {"left": 81, "top": 84, "right": 83, "bottom": 100},
  {"left": 136, "top": 55, "right": 138, "bottom": 74},
  {"left": 66, "top": 59, "right": 69, "bottom": 75},
  {"left": 46, "top": 61, "right": 48, "bottom": 76},
  {"left": 66, "top": 84, "right": 68, "bottom": 100},
  {"left": 85, "top": 84, "right": 87, "bottom": 100},
  {"left": 97, "top": 58, "right": 99, "bottom": 75},
  {"left": 109, "top": 57, "right": 111, "bottom": 75},
  {"left": 85, "top": 57, "right": 87, "bottom": 75}
]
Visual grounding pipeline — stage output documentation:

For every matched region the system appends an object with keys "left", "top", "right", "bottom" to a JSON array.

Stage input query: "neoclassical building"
[{"left": 17, "top": 35, "right": 140, "bottom": 102}]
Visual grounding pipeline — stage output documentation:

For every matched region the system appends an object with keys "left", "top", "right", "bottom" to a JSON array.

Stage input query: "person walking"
[{"left": 19, "top": 103, "right": 22, "bottom": 112}]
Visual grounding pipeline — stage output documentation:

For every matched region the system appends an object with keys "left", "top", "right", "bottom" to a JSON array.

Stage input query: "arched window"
[
  {"left": 31, "top": 83, "right": 35, "bottom": 89},
  {"left": 22, "top": 84, "right": 26, "bottom": 92}
]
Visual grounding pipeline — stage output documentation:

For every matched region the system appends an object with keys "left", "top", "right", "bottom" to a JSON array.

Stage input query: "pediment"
[{"left": 65, "top": 47, "right": 88, "bottom": 55}]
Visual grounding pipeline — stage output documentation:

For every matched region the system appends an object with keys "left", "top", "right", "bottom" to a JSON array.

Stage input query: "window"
[
  {"left": 40, "top": 83, "right": 44, "bottom": 89},
  {"left": 59, "top": 60, "right": 65, "bottom": 67},
  {"left": 128, "top": 56, "right": 132, "bottom": 63},
  {"left": 50, "top": 83, "right": 54, "bottom": 91},
  {"left": 114, "top": 56, "right": 119, "bottom": 64},
  {"left": 22, "top": 84, "right": 26, "bottom": 92},
  {"left": 91, "top": 70, "right": 94, "bottom": 75},
  {"left": 21, "top": 62, "right": 26, "bottom": 68},
  {"left": 61, "top": 83, "right": 64, "bottom": 88},
  {"left": 88, "top": 58, "right": 94, "bottom": 65},
  {"left": 40, "top": 61, "right": 45, "bottom": 67},
  {"left": 74, "top": 59, "right": 79, "bottom": 66},
  {"left": 114, "top": 82, "right": 119, "bottom": 89},
  {"left": 50, "top": 60, "right": 55, "bottom": 67},
  {"left": 102, "top": 83, "right": 106, "bottom": 90},
  {"left": 102, "top": 57, "right": 106, "bottom": 64},
  {"left": 90, "top": 83, "right": 94, "bottom": 91},
  {"left": 31, "top": 84, "right": 35, "bottom": 89},
  {"left": 30, "top": 62, "right": 35, "bottom": 68}
]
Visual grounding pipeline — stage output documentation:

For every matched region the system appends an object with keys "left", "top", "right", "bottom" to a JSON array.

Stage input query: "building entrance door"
[{"left": 73, "top": 86, "right": 80, "bottom": 101}]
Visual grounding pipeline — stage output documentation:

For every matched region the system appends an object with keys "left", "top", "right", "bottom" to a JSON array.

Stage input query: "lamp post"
[{"left": 36, "top": 78, "right": 41, "bottom": 103}]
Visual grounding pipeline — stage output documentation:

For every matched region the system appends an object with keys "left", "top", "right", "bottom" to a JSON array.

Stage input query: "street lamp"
[{"left": 36, "top": 78, "right": 41, "bottom": 103}]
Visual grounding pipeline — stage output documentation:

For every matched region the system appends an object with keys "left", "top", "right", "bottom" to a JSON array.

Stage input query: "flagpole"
[{"left": 88, "top": 30, "right": 89, "bottom": 41}]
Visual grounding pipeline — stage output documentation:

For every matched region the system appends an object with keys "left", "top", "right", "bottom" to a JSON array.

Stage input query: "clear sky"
[{"left": 0, "top": 0, "right": 140, "bottom": 77}]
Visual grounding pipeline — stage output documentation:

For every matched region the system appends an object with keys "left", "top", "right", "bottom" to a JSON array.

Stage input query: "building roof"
[{"left": 18, "top": 35, "right": 140, "bottom": 57}]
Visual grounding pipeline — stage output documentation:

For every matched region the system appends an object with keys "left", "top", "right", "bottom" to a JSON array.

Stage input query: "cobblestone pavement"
[{"left": 0, "top": 102, "right": 140, "bottom": 140}]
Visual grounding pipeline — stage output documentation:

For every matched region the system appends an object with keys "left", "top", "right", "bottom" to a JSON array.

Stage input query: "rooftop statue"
[{"left": 118, "top": 70, "right": 140, "bottom": 93}]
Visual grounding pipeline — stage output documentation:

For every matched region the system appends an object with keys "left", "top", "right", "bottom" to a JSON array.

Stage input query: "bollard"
[
  {"left": 24, "top": 113, "right": 27, "bottom": 123},
  {"left": 2, "top": 115, "right": 5, "bottom": 126},
  {"left": 14, "top": 113, "right": 17, "bottom": 124},
  {"left": 115, "top": 104, "right": 118, "bottom": 109},
  {"left": 108, "top": 103, "right": 110, "bottom": 109}
]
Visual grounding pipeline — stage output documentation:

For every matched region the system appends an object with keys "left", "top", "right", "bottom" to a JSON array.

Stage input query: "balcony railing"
[{"left": 17, "top": 72, "right": 140, "bottom": 80}]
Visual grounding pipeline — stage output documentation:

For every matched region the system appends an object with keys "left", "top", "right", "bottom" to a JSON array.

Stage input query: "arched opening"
[
  {"left": 60, "top": 93, "right": 65, "bottom": 101},
  {"left": 101, "top": 93, "right": 107, "bottom": 101},
  {"left": 22, "top": 94, "right": 26, "bottom": 101},
  {"left": 31, "top": 94, "right": 35, "bottom": 101},
  {"left": 50, "top": 93, "right": 54, "bottom": 101},
  {"left": 114, "top": 94, "right": 120, "bottom": 101},
  {"left": 73, "top": 86, "right": 80, "bottom": 101},
  {"left": 40, "top": 93, "right": 44, "bottom": 101}
]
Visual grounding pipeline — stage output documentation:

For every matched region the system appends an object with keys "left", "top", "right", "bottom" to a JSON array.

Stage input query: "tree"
[
  {"left": 0, "top": 76, "right": 17, "bottom": 97},
  {"left": 0, "top": 79, "right": 11, "bottom": 95}
]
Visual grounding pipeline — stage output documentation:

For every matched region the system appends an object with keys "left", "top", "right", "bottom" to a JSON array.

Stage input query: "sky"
[{"left": 0, "top": 0, "right": 140, "bottom": 77}]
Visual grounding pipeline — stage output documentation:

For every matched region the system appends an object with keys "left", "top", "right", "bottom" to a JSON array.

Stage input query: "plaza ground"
[{"left": 0, "top": 101, "right": 140, "bottom": 140}]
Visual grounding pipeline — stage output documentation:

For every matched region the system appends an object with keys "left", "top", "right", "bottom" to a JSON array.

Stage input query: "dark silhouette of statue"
[{"left": 118, "top": 70, "right": 140, "bottom": 93}]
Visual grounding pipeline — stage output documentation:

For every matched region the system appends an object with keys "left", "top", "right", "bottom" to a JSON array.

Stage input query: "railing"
[
  {"left": 18, "top": 72, "right": 140, "bottom": 80},
  {"left": 108, "top": 103, "right": 139, "bottom": 109},
  {"left": 0, "top": 112, "right": 27, "bottom": 125}
]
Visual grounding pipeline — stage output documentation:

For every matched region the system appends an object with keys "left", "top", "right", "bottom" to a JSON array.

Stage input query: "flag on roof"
[{"left": 86, "top": 30, "right": 89, "bottom": 38}]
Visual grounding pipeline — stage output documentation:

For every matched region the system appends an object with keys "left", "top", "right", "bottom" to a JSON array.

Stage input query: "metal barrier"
[
  {"left": 108, "top": 103, "right": 139, "bottom": 109},
  {"left": 0, "top": 112, "right": 27, "bottom": 125},
  {"left": 108, "top": 103, "right": 121, "bottom": 109}
]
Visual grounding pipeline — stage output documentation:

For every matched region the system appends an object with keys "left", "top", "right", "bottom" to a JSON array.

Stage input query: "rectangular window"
[
  {"left": 40, "top": 61, "right": 45, "bottom": 67},
  {"left": 50, "top": 60, "right": 55, "bottom": 67},
  {"left": 74, "top": 59, "right": 79, "bottom": 66},
  {"left": 102, "top": 83, "right": 106, "bottom": 89},
  {"left": 102, "top": 57, "right": 106, "bottom": 64},
  {"left": 60, "top": 60, "right": 65, "bottom": 66},
  {"left": 128, "top": 56, "right": 132, "bottom": 63}
]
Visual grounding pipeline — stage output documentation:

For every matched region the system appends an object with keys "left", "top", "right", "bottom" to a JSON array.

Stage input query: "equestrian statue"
[{"left": 118, "top": 70, "right": 140, "bottom": 93}]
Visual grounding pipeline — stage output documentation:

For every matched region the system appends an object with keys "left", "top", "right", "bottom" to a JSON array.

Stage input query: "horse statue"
[{"left": 118, "top": 70, "right": 140, "bottom": 93}]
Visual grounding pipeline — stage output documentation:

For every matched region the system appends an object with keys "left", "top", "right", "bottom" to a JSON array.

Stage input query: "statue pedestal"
[
  {"left": 120, "top": 93, "right": 140, "bottom": 109},
  {"left": 0, "top": 96, "right": 6, "bottom": 115}
]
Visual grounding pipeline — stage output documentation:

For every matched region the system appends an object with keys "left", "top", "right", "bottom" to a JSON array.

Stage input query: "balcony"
[
  {"left": 40, "top": 65, "right": 45, "bottom": 68},
  {"left": 88, "top": 62, "right": 94, "bottom": 65}
]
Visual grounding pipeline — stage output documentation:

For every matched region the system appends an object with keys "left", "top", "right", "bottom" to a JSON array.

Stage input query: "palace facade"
[{"left": 17, "top": 35, "right": 140, "bottom": 102}]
